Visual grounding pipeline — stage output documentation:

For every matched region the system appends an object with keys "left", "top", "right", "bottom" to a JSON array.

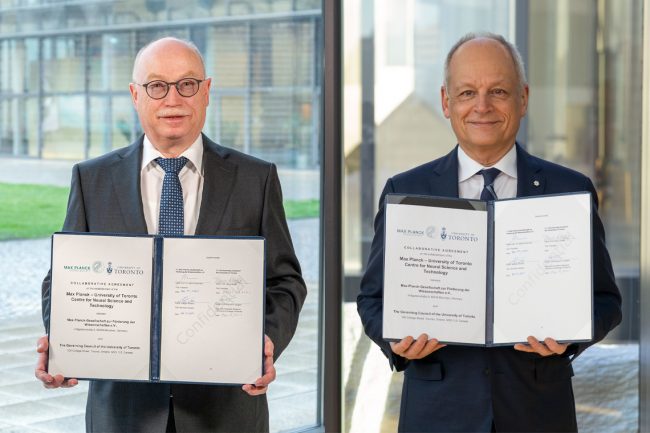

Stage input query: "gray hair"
[
  {"left": 443, "top": 32, "right": 527, "bottom": 91},
  {"left": 132, "top": 37, "right": 206, "bottom": 82}
]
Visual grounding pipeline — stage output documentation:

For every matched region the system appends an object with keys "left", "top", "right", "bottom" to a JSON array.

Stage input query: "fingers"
[
  {"left": 513, "top": 336, "right": 567, "bottom": 357},
  {"left": 34, "top": 335, "right": 78, "bottom": 389},
  {"left": 35, "top": 367, "right": 55, "bottom": 387},
  {"left": 35, "top": 336, "right": 53, "bottom": 386},
  {"left": 36, "top": 336, "right": 49, "bottom": 353},
  {"left": 421, "top": 338, "right": 446, "bottom": 357},
  {"left": 390, "top": 334, "right": 446, "bottom": 360},
  {"left": 242, "top": 362, "right": 275, "bottom": 396},
  {"left": 264, "top": 335, "right": 274, "bottom": 358},
  {"left": 403, "top": 334, "right": 428, "bottom": 358},
  {"left": 37, "top": 372, "right": 77, "bottom": 389},
  {"left": 243, "top": 336, "right": 276, "bottom": 396},
  {"left": 390, "top": 336, "right": 415, "bottom": 356},
  {"left": 543, "top": 338, "right": 568, "bottom": 355},
  {"left": 242, "top": 383, "right": 268, "bottom": 396},
  {"left": 60, "top": 378, "right": 79, "bottom": 388}
]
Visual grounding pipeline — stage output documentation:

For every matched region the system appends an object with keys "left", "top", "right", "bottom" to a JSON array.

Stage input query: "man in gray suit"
[{"left": 35, "top": 37, "right": 307, "bottom": 432}]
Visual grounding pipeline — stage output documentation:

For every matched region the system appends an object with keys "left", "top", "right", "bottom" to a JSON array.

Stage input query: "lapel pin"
[{"left": 533, "top": 180, "right": 540, "bottom": 187}]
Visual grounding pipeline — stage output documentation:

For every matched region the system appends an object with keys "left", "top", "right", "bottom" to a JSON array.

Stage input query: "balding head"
[
  {"left": 444, "top": 32, "right": 527, "bottom": 92},
  {"left": 132, "top": 37, "right": 206, "bottom": 83}
]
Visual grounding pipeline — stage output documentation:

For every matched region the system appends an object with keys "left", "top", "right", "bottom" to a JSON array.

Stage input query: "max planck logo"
[
  {"left": 63, "top": 264, "right": 90, "bottom": 272},
  {"left": 396, "top": 228, "right": 424, "bottom": 236},
  {"left": 92, "top": 261, "right": 104, "bottom": 273}
]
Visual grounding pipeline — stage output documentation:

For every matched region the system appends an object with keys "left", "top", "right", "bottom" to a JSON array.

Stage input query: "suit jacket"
[
  {"left": 42, "top": 134, "right": 307, "bottom": 433},
  {"left": 357, "top": 144, "right": 622, "bottom": 432}
]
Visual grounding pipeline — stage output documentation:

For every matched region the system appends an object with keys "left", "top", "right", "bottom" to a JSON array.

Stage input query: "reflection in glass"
[
  {"left": 252, "top": 93, "right": 316, "bottom": 167},
  {"left": 528, "top": 1, "right": 640, "bottom": 430},
  {"left": 343, "top": 0, "right": 640, "bottom": 432},
  {"left": 42, "top": 37, "right": 85, "bottom": 93},
  {"left": 89, "top": 33, "right": 136, "bottom": 92},
  {"left": 42, "top": 96, "right": 86, "bottom": 159},
  {"left": 210, "top": 25, "right": 249, "bottom": 88},
  {"left": 217, "top": 96, "right": 246, "bottom": 151}
]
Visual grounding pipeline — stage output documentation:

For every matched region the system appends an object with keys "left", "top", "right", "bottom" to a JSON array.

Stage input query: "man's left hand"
[
  {"left": 514, "top": 336, "right": 568, "bottom": 357},
  {"left": 243, "top": 335, "right": 276, "bottom": 396}
]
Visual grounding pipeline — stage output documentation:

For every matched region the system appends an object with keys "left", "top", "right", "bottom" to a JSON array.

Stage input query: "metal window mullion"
[
  {"left": 84, "top": 34, "right": 91, "bottom": 159},
  {"left": 639, "top": 0, "right": 650, "bottom": 431},
  {"left": 37, "top": 37, "right": 44, "bottom": 158},
  {"left": 310, "top": 16, "right": 321, "bottom": 167},
  {"left": 215, "top": 94, "right": 221, "bottom": 143},
  {"left": 0, "top": 10, "right": 321, "bottom": 41},
  {"left": 245, "top": 21, "right": 252, "bottom": 154},
  {"left": 0, "top": 41, "right": 4, "bottom": 154},
  {"left": 131, "top": 29, "right": 139, "bottom": 142},
  {"left": 513, "top": 0, "right": 529, "bottom": 147},
  {"left": 360, "top": 0, "right": 375, "bottom": 273},
  {"left": 322, "top": 0, "right": 342, "bottom": 431}
]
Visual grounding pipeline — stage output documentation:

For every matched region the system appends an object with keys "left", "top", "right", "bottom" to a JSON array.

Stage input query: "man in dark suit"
[
  {"left": 35, "top": 37, "right": 307, "bottom": 432},
  {"left": 357, "top": 32, "right": 622, "bottom": 432}
]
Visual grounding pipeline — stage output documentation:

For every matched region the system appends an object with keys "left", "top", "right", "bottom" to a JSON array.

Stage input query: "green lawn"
[
  {"left": 0, "top": 183, "right": 319, "bottom": 241},
  {"left": 283, "top": 199, "right": 320, "bottom": 220},
  {"left": 0, "top": 183, "right": 69, "bottom": 241}
]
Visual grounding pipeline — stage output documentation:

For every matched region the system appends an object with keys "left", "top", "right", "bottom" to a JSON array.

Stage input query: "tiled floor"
[
  {"left": 0, "top": 313, "right": 88, "bottom": 433},
  {"left": 0, "top": 217, "right": 321, "bottom": 433},
  {"left": 342, "top": 301, "right": 639, "bottom": 433},
  {"left": 0, "top": 284, "right": 319, "bottom": 433}
]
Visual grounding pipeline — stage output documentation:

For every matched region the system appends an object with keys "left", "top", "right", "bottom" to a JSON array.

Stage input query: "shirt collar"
[
  {"left": 141, "top": 134, "right": 204, "bottom": 175},
  {"left": 457, "top": 144, "right": 518, "bottom": 182}
]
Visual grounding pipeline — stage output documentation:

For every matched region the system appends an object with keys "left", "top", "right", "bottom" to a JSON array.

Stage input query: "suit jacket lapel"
[
  {"left": 110, "top": 138, "right": 148, "bottom": 233},
  {"left": 430, "top": 145, "right": 460, "bottom": 198},
  {"left": 516, "top": 143, "right": 546, "bottom": 197},
  {"left": 195, "top": 134, "right": 237, "bottom": 235}
]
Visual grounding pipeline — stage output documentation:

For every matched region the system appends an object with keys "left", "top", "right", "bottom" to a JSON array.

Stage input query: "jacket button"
[{"left": 484, "top": 368, "right": 490, "bottom": 376}]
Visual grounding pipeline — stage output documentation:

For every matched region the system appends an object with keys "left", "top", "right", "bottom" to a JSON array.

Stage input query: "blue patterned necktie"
[
  {"left": 156, "top": 157, "right": 188, "bottom": 236},
  {"left": 479, "top": 167, "right": 501, "bottom": 201}
]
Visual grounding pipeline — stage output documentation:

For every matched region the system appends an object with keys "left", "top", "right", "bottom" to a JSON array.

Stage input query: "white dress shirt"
[
  {"left": 140, "top": 135, "right": 204, "bottom": 235},
  {"left": 457, "top": 144, "right": 518, "bottom": 200}
]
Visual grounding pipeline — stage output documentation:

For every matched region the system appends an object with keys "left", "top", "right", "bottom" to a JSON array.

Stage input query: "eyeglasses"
[{"left": 137, "top": 78, "right": 204, "bottom": 99}]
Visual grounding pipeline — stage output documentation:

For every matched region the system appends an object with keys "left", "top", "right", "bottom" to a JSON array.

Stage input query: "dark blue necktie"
[
  {"left": 156, "top": 157, "right": 188, "bottom": 236},
  {"left": 479, "top": 167, "right": 501, "bottom": 201}
]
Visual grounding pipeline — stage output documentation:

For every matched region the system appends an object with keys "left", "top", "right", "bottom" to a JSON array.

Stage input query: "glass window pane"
[
  {"left": 42, "top": 36, "right": 86, "bottom": 93},
  {"left": 251, "top": 20, "right": 315, "bottom": 87},
  {"left": 217, "top": 95, "right": 246, "bottom": 151},
  {"left": 0, "top": 5, "right": 323, "bottom": 433},
  {"left": 528, "top": 1, "right": 640, "bottom": 429},
  {"left": 112, "top": 97, "right": 137, "bottom": 149},
  {"left": 209, "top": 25, "right": 249, "bottom": 89},
  {"left": 0, "top": 97, "right": 39, "bottom": 157},
  {"left": 90, "top": 96, "right": 136, "bottom": 159},
  {"left": 89, "top": 96, "right": 108, "bottom": 158},
  {"left": 42, "top": 96, "right": 86, "bottom": 159},
  {"left": 89, "top": 33, "right": 137, "bottom": 92},
  {"left": 249, "top": 91, "right": 317, "bottom": 168}
]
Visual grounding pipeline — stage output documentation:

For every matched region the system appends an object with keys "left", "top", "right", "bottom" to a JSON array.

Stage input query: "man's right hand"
[
  {"left": 35, "top": 335, "right": 78, "bottom": 389},
  {"left": 390, "top": 334, "right": 446, "bottom": 360}
]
